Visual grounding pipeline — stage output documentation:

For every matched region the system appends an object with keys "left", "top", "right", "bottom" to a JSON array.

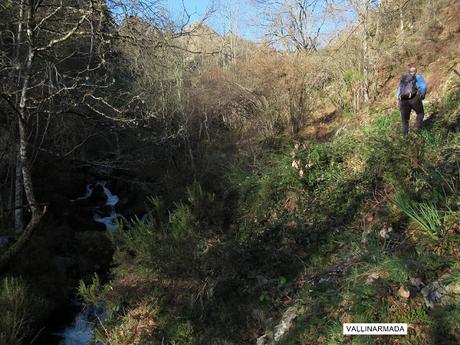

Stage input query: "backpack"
[{"left": 399, "top": 74, "right": 417, "bottom": 99}]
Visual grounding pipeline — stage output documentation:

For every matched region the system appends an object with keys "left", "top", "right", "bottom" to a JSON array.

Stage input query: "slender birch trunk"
[
  {"left": 14, "top": 0, "right": 25, "bottom": 233},
  {"left": 0, "top": 0, "right": 46, "bottom": 273},
  {"left": 14, "top": 146, "right": 23, "bottom": 232}
]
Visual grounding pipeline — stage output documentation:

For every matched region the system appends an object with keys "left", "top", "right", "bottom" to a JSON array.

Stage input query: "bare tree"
[
  {"left": 347, "top": 0, "right": 379, "bottom": 103},
  {"left": 0, "top": 0, "right": 219, "bottom": 271},
  {"left": 256, "top": 0, "right": 334, "bottom": 53},
  {"left": 0, "top": 0, "right": 124, "bottom": 271}
]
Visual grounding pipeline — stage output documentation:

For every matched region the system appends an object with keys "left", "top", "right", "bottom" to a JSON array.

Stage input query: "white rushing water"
[
  {"left": 97, "top": 181, "right": 119, "bottom": 206},
  {"left": 79, "top": 181, "right": 121, "bottom": 232},
  {"left": 56, "top": 305, "right": 106, "bottom": 345},
  {"left": 93, "top": 211, "right": 121, "bottom": 232},
  {"left": 56, "top": 182, "right": 119, "bottom": 345}
]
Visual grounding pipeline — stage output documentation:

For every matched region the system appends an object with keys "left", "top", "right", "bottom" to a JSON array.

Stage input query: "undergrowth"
[{"left": 81, "top": 87, "right": 460, "bottom": 344}]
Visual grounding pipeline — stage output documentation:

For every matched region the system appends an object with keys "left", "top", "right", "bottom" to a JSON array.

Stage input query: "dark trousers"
[{"left": 399, "top": 93, "right": 424, "bottom": 136}]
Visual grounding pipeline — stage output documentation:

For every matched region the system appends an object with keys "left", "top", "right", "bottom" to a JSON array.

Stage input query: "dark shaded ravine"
[{"left": 35, "top": 181, "right": 124, "bottom": 345}]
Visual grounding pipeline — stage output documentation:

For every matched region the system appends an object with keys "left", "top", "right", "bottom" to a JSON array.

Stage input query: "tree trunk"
[
  {"left": 399, "top": 3, "right": 405, "bottom": 45},
  {"left": 14, "top": 146, "right": 23, "bottom": 232},
  {"left": 14, "top": 0, "right": 25, "bottom": 233},
  {"left": 0, "top": 106, "right": 46, "bottom": 274},
  {"left": 0, "top": 208, "right": 45, "bottom": 272},
  {"left": 0, "top": 1, "right": 45, "bottom": 273},
  {"left": 362, "top": 10, "right": 370, "bottom": 104}
]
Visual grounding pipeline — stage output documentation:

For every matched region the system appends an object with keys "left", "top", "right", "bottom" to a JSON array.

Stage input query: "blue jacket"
[{"left": 396, "top": 74, "right": 427, "bottom": 98}]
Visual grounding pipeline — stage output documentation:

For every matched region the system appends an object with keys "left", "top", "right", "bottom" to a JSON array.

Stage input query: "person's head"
[{"left": 409, "top": 67, "right": 417, "bottom": 76}]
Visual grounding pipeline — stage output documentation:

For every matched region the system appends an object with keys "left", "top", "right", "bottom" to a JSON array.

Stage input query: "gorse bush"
[
  {"left": 167, "top": 321, "right": 195, "bottom": 345},
  {"left": 78, "top": 273, "right": 103, "bottom": 306},
  {"left": 0, "top": 277, "right": 45, "bottom": 345},
  {"left": 112, "top": 182, "right": 227, "bottom": 279},
  {"left": 115, "top": 202, "right": 199, "bottom": 277},
  {"left": 226, "top": 149, "right": 305, "bottom": 239}
]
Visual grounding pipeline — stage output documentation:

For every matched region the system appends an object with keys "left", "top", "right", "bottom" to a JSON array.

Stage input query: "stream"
[
  {"left": 46, "top": 182, "right": 121, "bottom": 345},
  {"left": 54, "top": 304, "right": 107, "bottom": 345}
]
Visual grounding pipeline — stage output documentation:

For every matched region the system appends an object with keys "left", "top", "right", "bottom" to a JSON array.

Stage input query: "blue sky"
[
  {"left": 165, "top": 0, "right": 217, "bottom": 19},
  {"left": 164, "top": 0, "right": 265, "bottom": 41},
  {"left": 164, "top": 0, "right": 354, "bottom": 43}
]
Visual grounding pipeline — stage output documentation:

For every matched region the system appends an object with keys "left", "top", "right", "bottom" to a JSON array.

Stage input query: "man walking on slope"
[{"left": 396, "top": 67, "right": 427, "bottom": 136}]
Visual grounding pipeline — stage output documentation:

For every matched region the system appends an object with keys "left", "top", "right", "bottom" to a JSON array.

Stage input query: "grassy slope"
[
  {"left": 80, "top": 2, "right": 460, "bottom": 344},
  {"left": 269, "top": 87, "right": 460, "bottom": 345},
  {"left": 82, "top": 76, "right": 460, "bottom": 344},
  {"left": 82, "top": 78, "right": 460, "bottom": 345}
]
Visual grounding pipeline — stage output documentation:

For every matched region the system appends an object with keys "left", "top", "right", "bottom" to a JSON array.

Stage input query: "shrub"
[
  {"left": 112, "top": 183, "right": 224, "bottom": 279},
  {"left": 0, "top": 276, "right": 46, "bottom": 345}
]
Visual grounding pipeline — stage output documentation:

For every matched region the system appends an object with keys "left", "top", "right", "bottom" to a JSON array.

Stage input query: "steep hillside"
[
  {"left": 2, "top": 0, "right": 459, "bottom": 344},
  {"left": 80, "top": 70, "right": 460, "bottom": 345},
  {"left": 78, "top": 2, "right": 460, "bottom": 343},
  {"left": 381, "top": 0, "right": 460, "bottom": 103},
  {"left": 302, "top": 0, "right": 460, "bottom": 142}
]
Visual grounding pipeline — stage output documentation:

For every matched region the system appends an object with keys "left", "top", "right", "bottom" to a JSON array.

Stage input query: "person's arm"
[
  {"left": 396, "top": 85, "right": 401, "bottom": 99},
  {"left": 416, "top": 75, "right": 427, "bottom": 97}
]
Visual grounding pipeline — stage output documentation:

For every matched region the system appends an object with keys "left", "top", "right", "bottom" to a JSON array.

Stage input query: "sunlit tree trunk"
[
  {"left": 362, "top": 0, "right": 371, "bottom": 104},
  {"left": 349, "top": 0, "right": 374, "bottom": 105},
  {"left": 398, "top": 0, "right": 405, "bottom": 45}
]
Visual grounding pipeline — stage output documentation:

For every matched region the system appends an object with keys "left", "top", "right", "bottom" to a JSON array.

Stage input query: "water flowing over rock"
[
  {"left": 56, "top": 305, "right": 106, "bottom": 345},
  {"left": 75, "top": 181, "right": 122, "bottom": 232},
  {"left": 53, "top": 182, "right": 120, "bottom": 345}
]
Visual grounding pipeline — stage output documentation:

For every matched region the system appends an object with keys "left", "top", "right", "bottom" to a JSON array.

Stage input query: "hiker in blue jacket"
[{"left": 396, "top": 67, "right": 427, "bottom": 136}]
